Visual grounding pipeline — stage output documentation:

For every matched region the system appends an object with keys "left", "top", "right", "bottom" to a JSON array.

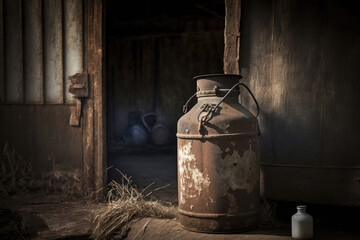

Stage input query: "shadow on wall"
[{"left": 240, "top": 0, "right": 360, "bottom": 206}]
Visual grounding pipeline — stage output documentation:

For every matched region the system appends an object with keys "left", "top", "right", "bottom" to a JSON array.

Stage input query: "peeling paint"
[
  {"left": 178, "top": 141, "right": 211, "bottom": 205},
  {"left": 218, "top": 142, "right": 259, "bottom": 195}
]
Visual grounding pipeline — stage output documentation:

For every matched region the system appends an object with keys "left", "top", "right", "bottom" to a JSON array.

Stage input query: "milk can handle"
[
  {"left": 183, "top": 83, "right": 259, "bottom": 118},
  {"left": 182, "top": 92, "right": 197, "bottom": 113},
  {"left": 217, "top": 82, "right": 260, "bottom": 118},
  {"left": 194, "top": 83, "right": 259, "bottom": 132}
]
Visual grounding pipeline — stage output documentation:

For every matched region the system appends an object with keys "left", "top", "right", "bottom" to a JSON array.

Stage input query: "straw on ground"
[{"left": 91, "top": 169, "right": 177, "bottom": 240}]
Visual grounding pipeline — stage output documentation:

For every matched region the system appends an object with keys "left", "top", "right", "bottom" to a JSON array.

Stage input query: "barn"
[{"left": 0, "top": 0, "right": 359, "bottom": 239}]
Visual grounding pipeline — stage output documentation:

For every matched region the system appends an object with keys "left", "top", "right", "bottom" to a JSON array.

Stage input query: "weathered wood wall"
[
  {"left": 106, "top": 1, "right": 225, "bottom": 144},
  {"left": 238, "top": 0, "right": 360, "bottom": 206}
]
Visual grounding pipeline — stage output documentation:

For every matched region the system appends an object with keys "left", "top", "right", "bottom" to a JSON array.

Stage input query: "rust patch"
[
  {"left": 219, "top": 142, "right": 258, "bottom": 194},
  {"left": 217, "top": 141, "right": 258, "bottom": 214}
]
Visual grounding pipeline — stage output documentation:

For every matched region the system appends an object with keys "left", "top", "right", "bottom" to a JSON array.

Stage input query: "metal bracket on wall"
[{"left": 69, "top": 72, "right": 89, "bottom": 127}]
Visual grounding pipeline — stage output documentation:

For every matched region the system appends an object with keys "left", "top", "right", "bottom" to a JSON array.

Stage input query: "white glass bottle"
[{"left": 291, "top": 205, "right": 313, "bottom": 239}]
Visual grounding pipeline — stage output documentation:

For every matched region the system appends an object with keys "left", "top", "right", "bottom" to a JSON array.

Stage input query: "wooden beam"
[
  {"left": 83, "top": 0, "right": 95, "bottom": 194},
  {"left": 84, "top": 0, "right": 106, "bottom": 198},
  {"left": 224, "top": 0, "right": 241, "bottom": 74},
  {"left": 93, "top": 0, "right": 106, "bottom": 197}
]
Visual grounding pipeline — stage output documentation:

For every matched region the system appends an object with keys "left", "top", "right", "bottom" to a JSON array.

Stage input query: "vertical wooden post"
[
  {"left": 85, "top": 0, "right": 105, "bottom": 198},
  {"left": 93, "top": 0, "right": 106, "bottom": 197},
  {"left": 224, "top": 0, "right": 241, "bottom": 74},
  {"left": 83, "top": 0, "right": 95, "bottom": 194}
]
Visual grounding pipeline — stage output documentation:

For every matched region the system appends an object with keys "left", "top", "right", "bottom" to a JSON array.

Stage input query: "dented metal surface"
[{"left": 177, "top": 74, "right": 260, "bottom": 233}]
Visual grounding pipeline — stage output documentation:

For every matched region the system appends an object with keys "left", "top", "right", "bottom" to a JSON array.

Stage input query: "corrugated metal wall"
[
  {"left": 0, "top": 0, "right": 87, "bottom": 174},
  {"left": 1, "top": 0, "right": 84, "bottom": 104}
]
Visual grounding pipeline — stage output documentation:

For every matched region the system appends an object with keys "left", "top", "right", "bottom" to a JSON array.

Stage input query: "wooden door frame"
[
  {"left": 224, "top": 0, "right": 241, "bottom": 74},
  {"left": 84, "top": 0, "right": 106, "bottom": 196}
]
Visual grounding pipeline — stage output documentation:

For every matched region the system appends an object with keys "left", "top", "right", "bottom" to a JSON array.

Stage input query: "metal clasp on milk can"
[{"left": 177, "top": 74, "right": 260, "bottom": 233}]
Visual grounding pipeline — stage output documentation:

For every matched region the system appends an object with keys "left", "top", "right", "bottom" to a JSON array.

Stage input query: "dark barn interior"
[
  {"left": 106, "top": 0, "right": 225, "bottom": 202},
  {"left": 0, "top": 0, "right": 359, "bottom": 239}
]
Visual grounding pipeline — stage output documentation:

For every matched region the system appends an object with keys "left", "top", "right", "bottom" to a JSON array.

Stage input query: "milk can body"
[{"left": 177, "top": 74, "right": 260, "bottom": 233}]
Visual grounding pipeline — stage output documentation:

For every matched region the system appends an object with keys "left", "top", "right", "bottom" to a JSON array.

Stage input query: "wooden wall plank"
[
  {"left": 239, "top": 0, "right": 360, "bottom": 205},
  {"left": 4, "top": 0, "right": 23, "bottom": 103},
  {"left": 64, "top": 0, "right": 83, "bottom": 103},
  {"left": 262, "top": 165, "right": 360, "bottom": 206},
  {"left": 83, "top": 0, "right": 95, "bottom": 193},
  {"left": 44, "top": 0, "right": 63, "bottom": 103},
  {"left": 320, "top": 1, "right": 360, "bottom": 167},
  {"left": 240, "top": 0, "right": 323, "bottom": 166},
  {"left": 224, "top": 0, "right": 241, "bottom": 74},
  {"left": 83, "top": 0, "right": 105, "bottom": 196},
  {"left": 0, "top": 0, "right": 3, "bottom": 103},
  {"left": 24, "top": 0, "right": 43, "bottom": 103},
  {"left": 93, "top": 0, "right": 105, "bottom": 195}
]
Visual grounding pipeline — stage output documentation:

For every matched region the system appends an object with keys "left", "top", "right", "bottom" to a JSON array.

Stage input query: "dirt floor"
[
  {"left": 124, "top": 218, "right": 360, "bottom": 240},
  {"left": 1, "top": 192, "right": 360, "bottom": 240},
  {"left": 1, "top": 151, "right": 359, "bottom": 239}
]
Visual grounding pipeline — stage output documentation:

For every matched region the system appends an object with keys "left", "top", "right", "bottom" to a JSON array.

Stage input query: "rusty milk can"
[{"left": 177, "top": 74, "right": 260, "bottom": 233}]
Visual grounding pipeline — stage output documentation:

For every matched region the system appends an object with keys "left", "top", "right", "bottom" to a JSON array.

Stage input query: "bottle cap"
[{"left": 297, "top": 205, "right": 307, "bottom": 210}]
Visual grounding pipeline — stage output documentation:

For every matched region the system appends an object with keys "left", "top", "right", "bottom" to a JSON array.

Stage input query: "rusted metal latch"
[
  {"left": 69, "top": 72, "right": 89, "bottom": 127},
  {"left": 197, "top": 104, "right": 217, "bottom": 132}
]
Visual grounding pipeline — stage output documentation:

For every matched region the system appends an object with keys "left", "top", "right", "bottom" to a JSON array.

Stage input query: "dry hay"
[
  {"left": 0, "top": 143, "right": 86, "bottom": 200},
  {"left": 0, "top": 143, "right": 35, "bottom": 196},
  {"left": 91, "top": 169, "right": 177, "bottom": 240},
  {"left": 37, "top": 168, "right": 85, "bottom": 200}
]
